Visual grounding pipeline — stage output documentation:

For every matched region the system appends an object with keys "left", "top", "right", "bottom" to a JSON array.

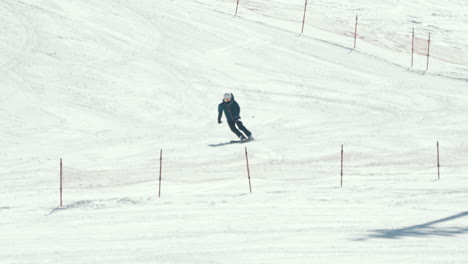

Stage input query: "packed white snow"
[{"left": 1, "top": 0, "right": 467, "bottom": 263}]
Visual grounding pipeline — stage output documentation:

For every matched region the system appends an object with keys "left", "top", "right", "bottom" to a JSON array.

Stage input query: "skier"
[{"left": 218, "top": 93, "right": 253, "bottom": 142}]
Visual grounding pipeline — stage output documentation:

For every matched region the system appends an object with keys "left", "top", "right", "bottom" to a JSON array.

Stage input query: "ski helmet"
[{"left": 223, "top": 93, "right": 232, "bottom": 100}]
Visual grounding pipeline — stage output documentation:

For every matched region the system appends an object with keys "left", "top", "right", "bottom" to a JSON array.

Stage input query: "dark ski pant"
[{"left": 228, "top": 121, "right": 251, "bottom": 138}]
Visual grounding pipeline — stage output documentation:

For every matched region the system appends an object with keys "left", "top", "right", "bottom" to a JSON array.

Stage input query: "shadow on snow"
[{"left": 358, "top": 211, "right": 468, "bottom": 240}]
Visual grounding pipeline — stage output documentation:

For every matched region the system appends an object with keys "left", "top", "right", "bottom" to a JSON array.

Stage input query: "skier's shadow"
[
  {"left": 357, "top": 211, "right": 468, "bottom": 240},
  {"left": 208, "top": 142, "right": 233, "bottom": 147}
]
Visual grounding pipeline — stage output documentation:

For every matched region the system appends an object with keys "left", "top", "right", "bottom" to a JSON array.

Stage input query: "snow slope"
[{"left": 1, "top": 0, "right": 468, "bottom": 263}]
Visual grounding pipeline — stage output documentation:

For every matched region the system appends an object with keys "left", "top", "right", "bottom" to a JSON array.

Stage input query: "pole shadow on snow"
[{"left": 357, "top": 211, "right": 468, "bottom": 240}]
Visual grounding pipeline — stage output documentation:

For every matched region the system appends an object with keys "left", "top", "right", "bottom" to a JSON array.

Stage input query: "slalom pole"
[
  {"left": 411, "top": 28, "right": 415, "bottom": 67},
  {"left": 159, "top": 149, "right": 162, "bottom": 197},
  {"left": 354, "top": 15, "right": 358, "bottom": 49},
  {"left": 437, "top": 142, "right": 440, "bottom": 180},
  {"left": 245, "top": 147, "right": 252, "bottom": 193},
  {"left": 301, "top": 0, "right": 308, "bottom": 34},
  {"left": 341, "top": 145, "right": 344, "bottom": 187},
  {"left": 426, "top": 32, "right": 431, "bottom": 71},
  {"left": 60, "top": 158, "right": 63, "bottom": 207}
]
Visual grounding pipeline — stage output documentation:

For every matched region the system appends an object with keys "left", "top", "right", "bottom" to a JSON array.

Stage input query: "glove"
[{"left": 218, "top": 120, "right": 222, "bottom": 124}]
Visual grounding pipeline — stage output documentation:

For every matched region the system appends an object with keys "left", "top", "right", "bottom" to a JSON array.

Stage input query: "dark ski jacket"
[{"left": 218, "top": 93, "right": 241, "bottom": 122}]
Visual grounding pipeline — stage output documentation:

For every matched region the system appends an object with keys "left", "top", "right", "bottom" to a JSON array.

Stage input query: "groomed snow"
[{"left": 1, "top": 0, "right": 467, "bottom": 263}]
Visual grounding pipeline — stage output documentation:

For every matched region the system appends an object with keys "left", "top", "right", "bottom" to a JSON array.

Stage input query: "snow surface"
[{"left": 1, "top": 0, "right": 468, "bottom": 263}]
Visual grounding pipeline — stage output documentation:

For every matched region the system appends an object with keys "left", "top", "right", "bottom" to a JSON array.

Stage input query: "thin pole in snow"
[
  {"left": 234, "top": 0, "right": 240, "bottom": 17},
  {"left": 437, "top": 142, "right": 440, "bottom": 180},
  {"left": 60, "top": 158, "right": 63, "bottom": 207},
  {"left": 301, "top": 0, "right": 308, "bottom": 34},
  {"left": 426, "top": 32, "right": 431, "bottom": 71},
  {"left": 354, "top": 15, "right": 358, "bottom": 49},
  {"left": 159, "top": 149, "right": 162, "bottom": 197},
  {"left": 341, "top": 145, "right": 344, "bottom": 187},
  {"left": 245, "top": 147, "right": 252, "bottom": 193},
  {"left": 411, "top": 28, "right": 415, "bottom": 67}
]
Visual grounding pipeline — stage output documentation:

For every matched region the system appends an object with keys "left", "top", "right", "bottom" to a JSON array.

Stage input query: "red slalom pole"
[
  {"left": 234, "top": 0, "right": 240, "bottom": 17},
  {"left": 301, "top": 0, "right": 308, "bottom": 34},
  {"left": 426, "top": 32, "right": 431, "bottom": 71},
  {"left": 245, "top": 147, "right": 252, "bottom": 193},
  {"left": 411, "top": 28, "right": 415, "bottom": 67},
  {"left": 159, "top": 149, "right": 162, "bottom": 198},
  {"left": 60, "top": 158, "right": 63, "bottom": 207},
  {"left": 340, "top": 145, "right": 344, "bottom": 187},
  {"left": 354, "top": 15, "right": 358, "bottom": 49},
  {"left": 437, "top": 141, "right": 440, "bottom": 180}
]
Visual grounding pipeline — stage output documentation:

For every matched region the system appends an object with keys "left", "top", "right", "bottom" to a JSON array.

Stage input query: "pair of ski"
[{"left": 230, "top": 138, "right": 254, "bottom": 144}]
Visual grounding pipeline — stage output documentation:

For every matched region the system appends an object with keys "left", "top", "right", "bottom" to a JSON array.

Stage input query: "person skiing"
[{"left": 218, "top": 93, "right": 253, "bottom": 142}]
